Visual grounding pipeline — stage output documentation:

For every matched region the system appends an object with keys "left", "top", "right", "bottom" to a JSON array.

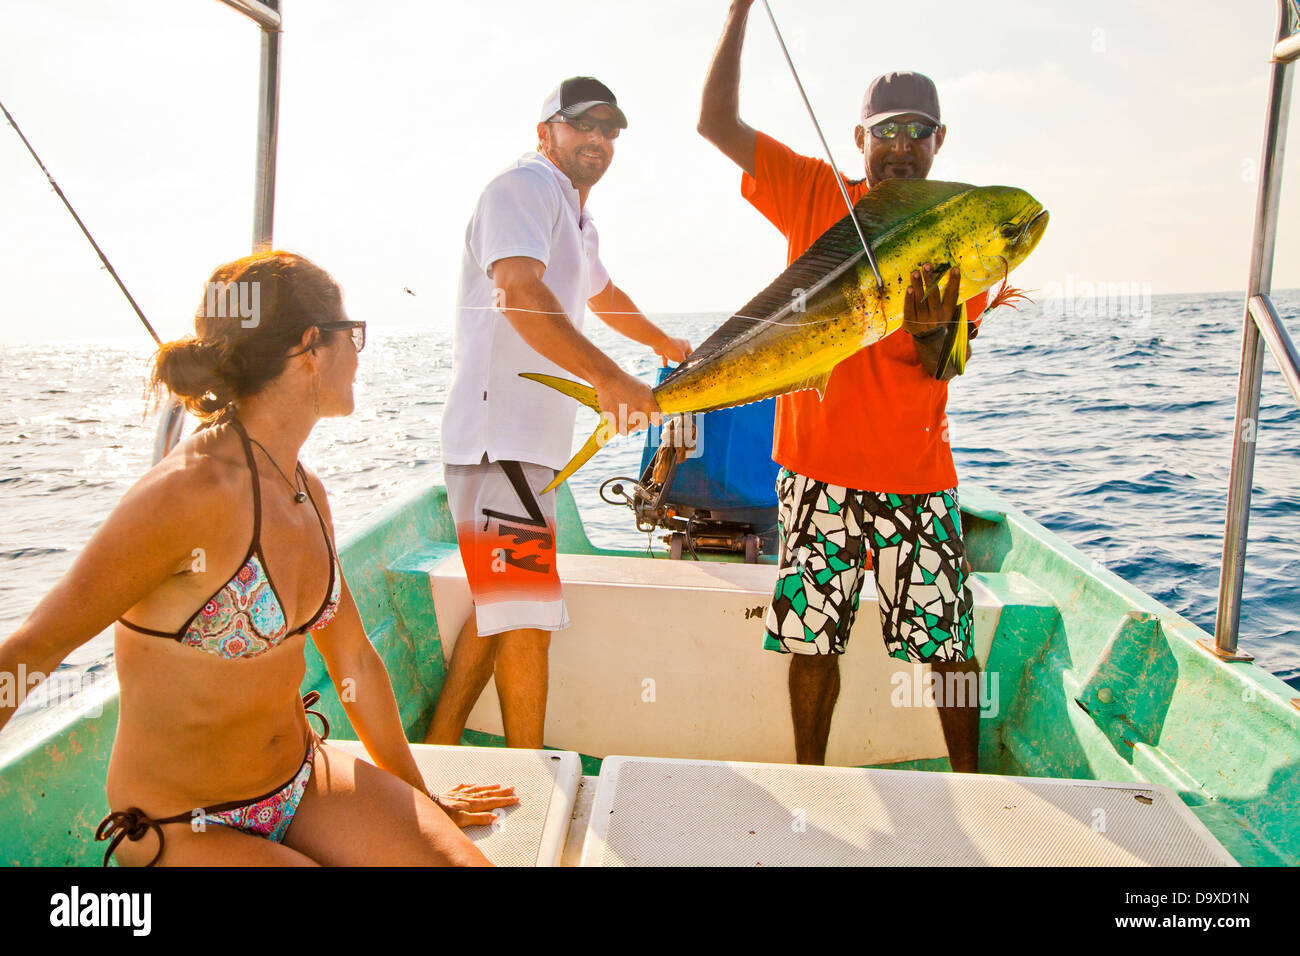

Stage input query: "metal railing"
[
  {"left": 1210, "top": 0, "right": 1300, "bottom": 665},
  {"left": 216, "top": 0, "right": 280, "bottom": 253},
  {"left": 153, "top": 0, "right": 282, "bottom": 464},
  {"left": 218, "top": 0, "right": 280, "bottom": 31}
]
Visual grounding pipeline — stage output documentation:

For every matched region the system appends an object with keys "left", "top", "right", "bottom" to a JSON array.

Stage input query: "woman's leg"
[{"left": 282, "top": 742, "right": 492, "bottom": 866}]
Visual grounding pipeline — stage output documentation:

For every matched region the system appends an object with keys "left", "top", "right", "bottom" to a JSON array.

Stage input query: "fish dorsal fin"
[
  {"left": 663, "top": 179, "right": 975, "bottom": 383},
  {"left": 847, "top": 178, "right": 975, "bottom": 236}
]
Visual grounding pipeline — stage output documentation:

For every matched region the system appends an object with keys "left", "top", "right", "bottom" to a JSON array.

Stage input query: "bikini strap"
[
  {"left": 116, "top": 620, "right": 185, "bottom": 639},
  {"left": 226, "top": 416, "right": 263, "bottom": 545},
  {"left": 302, "top": 690, "right": 331, "bottom": 740},
  {"left": 95, "top": 807, "right": 188, "bottom": 868},
  {"left": 297, "top": 465, "right": 335, "bottom": 555},
  {"left": 296, "top": 467, "right": 340, "bottom": 632}
]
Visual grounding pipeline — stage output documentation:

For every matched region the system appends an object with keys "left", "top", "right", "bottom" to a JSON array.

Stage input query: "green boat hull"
[{"left": 1, "top": 482, "right": 1296, "bottom": 866}]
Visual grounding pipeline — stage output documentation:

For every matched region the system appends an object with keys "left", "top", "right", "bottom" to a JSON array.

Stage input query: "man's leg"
[
  {"left": 764, "top": 468, "right": 865, "bottom": 766},
  {"left": 789, "top": 654, "right": 840, "bottom": 765},
  {"left": 425, "top": 619, "right": 552, "bottom": 749},
  {"left": 439, "top": 458, "right": 568, "bottom": 750},
  {"left": 425, "top": 615, "right": 498, "bottom": 745},
  {"left": 931, "top": 658, "right": 980, "bottom": 773},
  {"left": 867, "top": 487, "right": 980, "bottom": 773},
  {"left": 493, "top": 627, "right": 550, "bottom": 749}
]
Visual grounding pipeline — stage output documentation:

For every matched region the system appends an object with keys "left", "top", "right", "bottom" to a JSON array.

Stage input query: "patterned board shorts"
[
  {"left": 445, "top": 457, "right": 570, "bottom": 637},
  {"left": 763, "top": 468, "right": 974, "bottom": 662}
]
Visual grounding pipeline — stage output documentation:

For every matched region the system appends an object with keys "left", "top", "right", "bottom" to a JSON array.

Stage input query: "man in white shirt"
[{"left": 428, "top": 77, "right": 691, "bottom": 749}]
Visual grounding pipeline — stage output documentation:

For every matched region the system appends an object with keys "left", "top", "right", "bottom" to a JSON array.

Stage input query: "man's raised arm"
[{"left": 698, "top": 0, "right": 759, "bottom": 176}]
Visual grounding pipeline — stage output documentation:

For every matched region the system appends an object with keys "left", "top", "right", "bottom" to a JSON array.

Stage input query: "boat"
[{"left": 0, "top": 0, "right": 1297, "bottom": 867}]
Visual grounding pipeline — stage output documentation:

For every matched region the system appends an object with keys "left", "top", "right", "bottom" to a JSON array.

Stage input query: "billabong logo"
[{"left": 49, "top": 886, "right": 151, "bottom": 936}]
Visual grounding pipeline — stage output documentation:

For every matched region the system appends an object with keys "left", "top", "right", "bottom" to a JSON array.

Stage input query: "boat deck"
[{"left": 333, "top": 742, "right": 1236, "bottom": 866}]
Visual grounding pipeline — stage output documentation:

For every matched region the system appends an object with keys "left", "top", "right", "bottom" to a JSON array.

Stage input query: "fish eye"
[{"left": 998, "top": 223, "right": 1020, "bottom": 239}]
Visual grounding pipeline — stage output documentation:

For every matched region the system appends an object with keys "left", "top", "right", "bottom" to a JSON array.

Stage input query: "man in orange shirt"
[{"left": 699, "top": 0, "right": 985, "bottom": 770}]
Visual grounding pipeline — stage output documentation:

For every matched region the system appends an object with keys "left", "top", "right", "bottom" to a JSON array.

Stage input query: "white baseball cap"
[{"left": 539, "top": 76, "right": 628, "bottom": 128}]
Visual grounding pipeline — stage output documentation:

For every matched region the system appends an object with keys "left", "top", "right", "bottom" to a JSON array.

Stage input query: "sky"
[{"left": 0, "top": 0, "right": 1297, "bottom": 344}]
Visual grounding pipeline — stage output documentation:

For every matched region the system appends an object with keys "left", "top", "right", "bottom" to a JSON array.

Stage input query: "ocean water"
[{"left": 1, "top": 290, "right": 1298, "bottom": 704}]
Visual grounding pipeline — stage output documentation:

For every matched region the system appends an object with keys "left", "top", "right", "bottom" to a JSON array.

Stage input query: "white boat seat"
[
  {"left": 328, "top": 741, "right": 580, "bottom": 866},
  {"left": 580, "top": 755, "right": 1238, "bottom": 867}
]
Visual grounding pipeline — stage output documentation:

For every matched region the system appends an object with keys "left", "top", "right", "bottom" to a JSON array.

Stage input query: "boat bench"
[
  {"left": 578, "top": 755, "right": 1237, "bottom": 866},
  {"left": 330, "top": 742, "right": 1235, "bottom": 866},
  {"left": 328, "top": 740, "right": 580, "bottom": 866},
  {"left": 426, "top": 551, "right": 1008, "bottom": 767}
]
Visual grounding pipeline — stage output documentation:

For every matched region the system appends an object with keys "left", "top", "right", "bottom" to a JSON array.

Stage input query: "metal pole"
[
  {"left": 156, "top": 0, "right": 284, "bottom": 464},
  {"left": 1249, "top": 293, "right": 1300, "bottom": 407},
  {"left": 216, "top": 0, "right": 281, "bottom": 31},
  {"left": 1210, "top": 0, "right": 1295, "bottom": 660},
  {"left": 252, "top": 1, "right": 281, "bottom": 252}
]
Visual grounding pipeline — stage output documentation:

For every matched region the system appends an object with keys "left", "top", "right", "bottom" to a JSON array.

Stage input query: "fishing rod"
[
  {"left": 1, "top": 98, "right": 162, "bottom": 346},
  {"left": 759, "top": 0, "right": 884, "bottom": 289}
]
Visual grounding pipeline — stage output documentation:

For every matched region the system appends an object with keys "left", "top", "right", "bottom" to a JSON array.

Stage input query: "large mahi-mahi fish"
[{"left": 524, "top": 178, "right": 1049, "bottom": 492}]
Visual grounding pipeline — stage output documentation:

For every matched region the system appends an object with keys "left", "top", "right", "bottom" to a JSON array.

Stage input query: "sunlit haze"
[{"left": 1, "top": 0, "right": 1296, "bottom": 344}]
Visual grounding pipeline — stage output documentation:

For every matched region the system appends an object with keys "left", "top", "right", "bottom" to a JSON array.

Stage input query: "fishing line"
[
  {"left": 458, "top": 301, "right": 962, "bottom": 333},
  {"left": 759, "top": 0, "right": 883, "bottom": 289},
  {"left": 459, "top": 302, "right": 865, "bottom": 336},
  {"left": 1, "top": 98, "right": 162, "bottom": 346}
]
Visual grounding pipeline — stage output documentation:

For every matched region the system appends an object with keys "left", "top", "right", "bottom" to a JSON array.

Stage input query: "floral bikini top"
[{"left": 119, "top": 418, "right": 342, "bottom": 659}]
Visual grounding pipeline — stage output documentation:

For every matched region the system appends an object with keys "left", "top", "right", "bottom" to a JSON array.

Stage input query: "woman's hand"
[{"left": 431, "top": 783, "right": 520, "bottom": 828}]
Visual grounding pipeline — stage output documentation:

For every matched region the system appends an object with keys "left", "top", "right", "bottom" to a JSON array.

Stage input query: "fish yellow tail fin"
[
  {"left": 544, "top": 425, "right": 607, "bottom": 494},
  {"left": 945, "top": 279, "right": 1030, "bottom": 377},
  {"left": 518, "top": 372, "right": 601, "bottom": 411},
  {"left": 519, "top": 372, "right": 607, "bottom": 493},
  {"left": 947, "top": 310, "right": 970, "bottom": 376}
]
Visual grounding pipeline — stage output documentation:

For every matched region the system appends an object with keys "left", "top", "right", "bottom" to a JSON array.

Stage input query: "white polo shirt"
[{"left": 441, "top": 151, "right": 611, "bottom": 472}]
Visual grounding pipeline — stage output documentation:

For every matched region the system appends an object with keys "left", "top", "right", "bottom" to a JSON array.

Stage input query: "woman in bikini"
[{"left": 0, "top": 251, "right": 516, "bottom": 866}]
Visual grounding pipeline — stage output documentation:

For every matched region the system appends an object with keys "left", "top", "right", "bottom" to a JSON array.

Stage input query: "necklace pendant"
[{"left": 294, "top": 491, "right": 307, "bottom": 504}]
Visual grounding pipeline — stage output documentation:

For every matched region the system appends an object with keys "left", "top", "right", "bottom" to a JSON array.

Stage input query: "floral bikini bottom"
[{"left": 95, "top": 693, "right": 330, "bottom": 867}]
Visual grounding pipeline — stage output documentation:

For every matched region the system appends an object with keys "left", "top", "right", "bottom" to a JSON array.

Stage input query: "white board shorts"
[{"left": 445, "top": 457, "right": 571, "bottom": 637}]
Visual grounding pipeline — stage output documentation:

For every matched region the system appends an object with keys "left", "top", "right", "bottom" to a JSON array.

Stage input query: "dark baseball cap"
[
  {"left": 861, "top": 71, "right": 941, "bottom": 127},
  {"left": 539, "top": 76, "right": 628, "bottom": 128}
]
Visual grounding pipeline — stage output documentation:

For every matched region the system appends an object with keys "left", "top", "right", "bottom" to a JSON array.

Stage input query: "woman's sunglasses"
[{"left": 317, "top": 320, "right": 366, "bottom": 353}]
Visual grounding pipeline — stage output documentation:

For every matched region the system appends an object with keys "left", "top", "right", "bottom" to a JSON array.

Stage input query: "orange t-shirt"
[{"left": 741, "top": 131, "right": 987, "bottom": 493}]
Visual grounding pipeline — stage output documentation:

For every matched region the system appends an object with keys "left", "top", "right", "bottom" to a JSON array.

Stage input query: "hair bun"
[{"left": 151, "top": 337, "right": 234, "bottom": 415}]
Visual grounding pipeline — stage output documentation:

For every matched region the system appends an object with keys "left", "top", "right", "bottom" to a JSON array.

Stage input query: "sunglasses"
[
  {"left": 317, "top": 320, "right": 366, "bottom": 353},
  {"left": 870, "top": 121, "right": 938, "bottom": 141},
  {"left": 549, "top": 115, "right": 621, "bottom": 140}
]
